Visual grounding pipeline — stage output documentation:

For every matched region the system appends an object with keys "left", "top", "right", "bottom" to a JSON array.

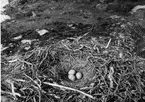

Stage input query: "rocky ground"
[{"left": 1, "top": 0, "right": 145, "bottom": 102}]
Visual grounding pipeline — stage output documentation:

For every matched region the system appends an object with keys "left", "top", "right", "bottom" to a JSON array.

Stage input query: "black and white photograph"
[{"left": 1, "top": 0, "right": 145, "bottom": 102}]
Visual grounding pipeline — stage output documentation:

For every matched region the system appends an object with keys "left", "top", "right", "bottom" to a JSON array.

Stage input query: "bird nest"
[
  {"left": 61, "top": 53, "right": 96, "bottom": 88},
  {"left": 2, "top": 14, "right": 145, "bottom": 101},
  {"left": 49, "top": 39, "right": 97, "bottom": 88}
]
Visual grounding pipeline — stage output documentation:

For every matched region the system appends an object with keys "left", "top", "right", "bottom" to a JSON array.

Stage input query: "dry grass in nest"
[{"left": 1, "top": 41, "right": 96, "bottom": 101}]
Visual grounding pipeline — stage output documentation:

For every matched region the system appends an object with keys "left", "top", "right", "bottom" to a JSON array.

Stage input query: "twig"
[
  {"left": 5, "top": 80, "right": 21, "bottom": 98},
  {"left": 39, "top": 49, "right": 49, "bottom": 66},
  {"left": 1, "top": 90, "right": 21, "bottom": 100},
  {"left": 43, "top": 82, "right": 95, "bottom": 99},
  {"left": 105, "top": 39, "right": 111, "bottom": 48}
]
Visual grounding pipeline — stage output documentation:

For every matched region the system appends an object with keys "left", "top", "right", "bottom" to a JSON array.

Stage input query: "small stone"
[
  {"left": 68, "top": 74, "right": 75, "bottom": 81},
  {"left": 76, "top": 72, "right": 82, "bottom": 79},
  {"left": 68, "top": 69, "right": 76, "bottom": 75},
  {"left": 131, "top": 5, "right": 145, "bottom": 14},
  {"left": 21, "top": 39, "right": 32, "bottom": 44},
  {"left": 24, "top": 46, "right": 31, "bottom": 50},
  {"left": 36, "top": 29, "right": 48, "bottom": 36},
  {"left": 13, "top": 35, "right": 22, "bottom": 40}
]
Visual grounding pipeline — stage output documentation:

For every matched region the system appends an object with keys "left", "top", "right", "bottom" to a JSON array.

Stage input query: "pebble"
[
  {"left": 131, "top": 5, "right": 145, "bottom": 13},
  {"left": 21, "top": 39, "right": 32, "bottom": 44},
  {"left": 13, "top": 35, "right": 22, "bottom": 40},
  {"left": 36, "top": 29, "right": 48, "bottom": 36},
  {"left": 24, "top": 46, "right": 31, "bottom": 50}
]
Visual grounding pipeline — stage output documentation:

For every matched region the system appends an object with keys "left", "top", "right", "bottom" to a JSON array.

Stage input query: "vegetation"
[{"left": 1, "top": 0, "right": 145, "bottom": 102}]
